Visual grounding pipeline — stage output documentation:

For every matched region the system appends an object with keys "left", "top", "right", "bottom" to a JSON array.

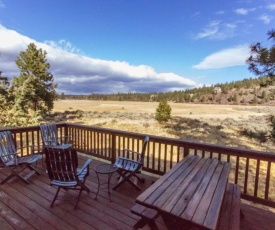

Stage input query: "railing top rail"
[
  {"left": 2, "top": 122, "right": 275, "bottom": 161},
  {"left": 65, "top": 122, "right": 275, "bottom": 161}
]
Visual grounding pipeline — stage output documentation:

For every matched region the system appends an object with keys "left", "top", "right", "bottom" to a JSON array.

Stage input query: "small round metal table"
[{"left": 94, "top": 163, "right": 117, "bottom": 200}]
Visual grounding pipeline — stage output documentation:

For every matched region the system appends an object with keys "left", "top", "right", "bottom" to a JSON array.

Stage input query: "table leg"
[
  {"left": 95, "top": 172, "right": 100, "bottom": 200},
  {"left": 161, "top": 213, "right": 194, "bottom": 230},
  {"left": 108, "top": 172, "right": 113, "bottom": 194},
  {"left": 94, "top": 171, "right": 115, "bottom": 201}
]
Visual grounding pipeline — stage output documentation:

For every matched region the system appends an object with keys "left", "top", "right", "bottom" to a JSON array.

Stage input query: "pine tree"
[
  {"left": 155, "top": 101, "right": 172, "bottom": 122},
  {"left": 261, "top": 90, "right": 266, "bottom": 99},
  {"left": 8, "top": 43, "right": 57, "bottom": 126},
  {"left": 247, "top": 29, "right": 275, "bottom": 141},
  {"left": 247, "top": 29, "right": 275, "bottom": 82},
  {"left": 252, "top": 96, "right": 258, "bottom": 105}
]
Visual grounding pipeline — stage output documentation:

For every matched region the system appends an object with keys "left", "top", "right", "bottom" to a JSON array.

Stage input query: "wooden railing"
[{"left": 3, "top": 122, "right": 275, "bottom": 208}]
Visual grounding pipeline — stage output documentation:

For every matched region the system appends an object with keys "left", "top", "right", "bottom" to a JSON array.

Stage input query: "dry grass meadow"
[
  {"left": 50, "top": 100, "right": 275, "bottom": 212},
  {"left": 52, "top": 100, "right": 275, "bottom": 153}
]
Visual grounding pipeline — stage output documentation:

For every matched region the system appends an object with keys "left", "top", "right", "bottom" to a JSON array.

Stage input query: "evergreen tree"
[
  {"left": 261, "top": 90, "right": 266, "bottom": 99},
  {"left": 247, "top": 29, "right": 275, "bottom": 142},
  {"left": 232, "top": 93, "right": 238, "bottom": 104},
  {"left": 155, "top": 100, "right": 172, "bottom": 122},
  {"left": 247, "top": 29, "right": 275, "bottom": 82},
  {"left": 252, "top": 96, "right": 258, "bottom": 105},
  {"left": 8, "top": 43, "right": 57, "bottom": 126},
  {"left": 60, "top": 92, "right": 65, "bottom": 100},
  {"left": 0, "top": 83, "right": 12, "bottom": 127}
]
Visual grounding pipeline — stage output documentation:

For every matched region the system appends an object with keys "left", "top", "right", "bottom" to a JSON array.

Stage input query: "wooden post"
[
  {"left": 184, "top": 145, "right": 189, "bottom": 157},
  {"left": 111, "top": 134, "right": 117, "bottom": 164}
]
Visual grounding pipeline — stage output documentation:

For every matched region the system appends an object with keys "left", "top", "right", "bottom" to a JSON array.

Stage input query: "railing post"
[
  {"left": 111, "top": 134, "right": 117, "bottom": 164},
  {"left": 64, "top": 123, "right": 69, "bottom": 142},
  {"left": 184, "top": 145, "right": 189, "bottom": 157}
]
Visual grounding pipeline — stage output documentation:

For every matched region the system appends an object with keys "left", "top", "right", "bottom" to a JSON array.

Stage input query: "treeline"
[{"left": 59, "top": 76, "right": 271, "bottom": 103}]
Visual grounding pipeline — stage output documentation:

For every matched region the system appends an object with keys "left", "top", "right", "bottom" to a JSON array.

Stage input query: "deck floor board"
[{"left": 0, "top": 155, "right": 275, "bottom": 230}]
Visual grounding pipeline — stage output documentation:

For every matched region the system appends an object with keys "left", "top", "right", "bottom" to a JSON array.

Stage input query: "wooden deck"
[{"left": 1, "top": 155, "right": 275, "bottom": 230}]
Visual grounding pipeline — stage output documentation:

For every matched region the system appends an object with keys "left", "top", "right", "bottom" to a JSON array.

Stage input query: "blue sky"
[{"left": 0, "top": 0, "right": 274, "bottom": 94}]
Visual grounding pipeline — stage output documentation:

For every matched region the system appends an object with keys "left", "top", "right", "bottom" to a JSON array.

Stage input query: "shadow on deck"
[{"left": 0, "top": 155, "right": 275, "bottom": 230}]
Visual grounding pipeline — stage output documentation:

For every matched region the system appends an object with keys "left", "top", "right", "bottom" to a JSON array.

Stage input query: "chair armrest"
[
  {"left": 123, "top": 149, "right": 142, "bottom": 162},
  {"left": 0, "top": 152, "right": 18, "bottom": 158},
  {"left": 58, "top": 136, "right": 73, "bottom": 144},
  {"left": 43, "top": 139, "right": 57, "bottom": 146},
  {"left": 0, "top": 152, "right": 19, "bottom": 165},
  {"left": 124, "top": 149, "right": 141, "bottom": 156},
  {"left": 77, "top": 158, "right": 92, "bottom": 175},
  {"left": 17, "top": 145, "right": 43, "bottom": 154}
]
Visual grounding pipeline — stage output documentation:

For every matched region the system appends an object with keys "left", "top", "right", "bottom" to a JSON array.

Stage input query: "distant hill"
[{"left": 61, "top": 76, "right": 275, "bottom": 105}]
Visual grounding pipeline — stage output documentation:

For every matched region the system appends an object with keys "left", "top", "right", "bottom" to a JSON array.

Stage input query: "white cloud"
[
  {"left": 226, "top": 23, "right": 236, "bottom": 29},
  {"left": 44, "top": 40, "right": 83, "bottom": 54},
  {"left": 192, "top": 12, "right": 200, "bottom": 17},
  {"left": 235, "top": 8, "right": 249, "bottom": 15},
  {"left": 258, "top": 14, "right": 272, "bottom": 24},
  {"left": 235, "top": 7, "right": 256, "bottom": 15},
  {"left": 195, "top": 21, "right": 236, "bottom": 40},
  {"left": 215, "top": 11, "right": 224, "bottom": 15},
  {"left": 193, "top": 45, "right": 250, "bottom": 69},
  {"left": 267, "top": 4, "right": 275, "bottom": 10},
  {"left": 0, "top": 24, "right": 196, "bottom": 94},
  {"left": 0, "top": 1, "right": 5, "bottom": 8}
]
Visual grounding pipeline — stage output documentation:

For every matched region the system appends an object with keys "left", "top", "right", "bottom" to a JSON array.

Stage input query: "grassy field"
[
  {"left": 52, "top": 100, "right": 275, "bottom": 152},
  {"left": 51, "top": 100, "right": 275, "bottom": 212}
]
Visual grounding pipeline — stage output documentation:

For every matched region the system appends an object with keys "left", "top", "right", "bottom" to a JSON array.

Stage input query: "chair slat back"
[
  {"left": 40, "top": 123, "right": 59, "bottom": 147},
  {"left": 44, "top": 147, "right": 78, "bottom": 182},
  {"left": 138, "top": 136, "right": 150, "bottom": 164},
  {"left": 0, "top": 131, "right": 16, "bottom": 164}
]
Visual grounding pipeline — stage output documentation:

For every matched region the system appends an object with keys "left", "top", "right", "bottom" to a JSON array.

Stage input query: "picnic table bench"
[
  {"left": 131, "top": 203, "right": 159, "bottom": 230},
  {"left": 217, "top": 183, "right": 241, "bottom": 230}
]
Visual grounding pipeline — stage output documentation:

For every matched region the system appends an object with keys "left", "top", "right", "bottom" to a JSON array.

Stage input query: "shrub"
[
  {"left": 76, "top": 110, "right": 83, "bottom": 118},
  {"left": 155, "top": 101, "right": 172, "bottom": 122}
]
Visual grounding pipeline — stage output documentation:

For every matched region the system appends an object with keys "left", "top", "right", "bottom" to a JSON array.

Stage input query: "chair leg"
[
  {"left": 135, "top": 174, "right": 145, "bottom": 183},
  {"left": 1, "top": 166, "right": 31, "bottom": 184},
  {"left": 28, "top": 165, "right": 41, "bottom": 175},
  {"left": 74, "top": 189, "right": 83, "bottom": 209},
  {"left": 74, "top": 183, "right": 89, "bottom": 209},
  {"left": 82, "top": 184, "right": 90, "bottom": 193},
  {"left": 1, "top": 163, "right": 41, "bottom": 185},
  {"left": 51, "top": 187, "right": 61, "bottom": 207},
  {"left": 125, "top": 176, "right": 141, "bottom": 190},
  {"left": 113, "top": 171, "right": 126, "bottom": 190},
  {"left": 16, "top": 173, "right": 31, "bottom": 184},
  {"left": 113, "top": 171, "right": 141, "bottom": 190},
  {"left": 0, "top": 173, "right": 16, "bottom": 184}
]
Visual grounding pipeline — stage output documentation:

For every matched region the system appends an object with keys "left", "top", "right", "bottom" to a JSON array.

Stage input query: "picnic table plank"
[
  {"left": 180, "top": 159, "right": 219, "bottom": 221},
  {"left": 136, "top": 155, "right": 197, "bottom": 204},
  {"left": 191, "top": 162, "right": 224, "bottom": 226},
  {"left": 167, "top": 157, "right": 211, "bottom": 215},
  {"left": 155, "top": 156, "right": 206, "bottom": 211},
  {"left": 204, "top": 162, "right": 231, "bottom": 229}
]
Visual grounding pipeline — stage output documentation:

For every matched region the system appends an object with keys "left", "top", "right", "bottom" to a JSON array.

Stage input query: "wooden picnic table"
[{"left": 136, "top": 155, "right": 231, "bottom": 230}]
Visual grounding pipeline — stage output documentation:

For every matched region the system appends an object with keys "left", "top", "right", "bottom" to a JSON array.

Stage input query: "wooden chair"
[
  {"left": 0, "top": 130, "right": 41, "bottom": 184},
  {"left": 40, "top": 123, "right": 72, "bottom": 148},
  {"left": 113, "top": 136, "right": 149, "bottom": 190},
  {"left": 44, "top": 147, "right": 92, "bottom": 208}
]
